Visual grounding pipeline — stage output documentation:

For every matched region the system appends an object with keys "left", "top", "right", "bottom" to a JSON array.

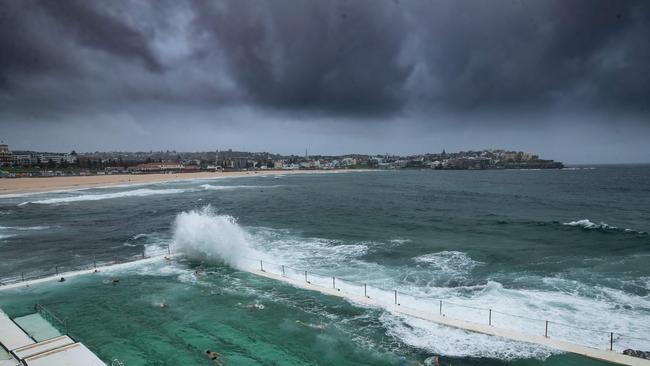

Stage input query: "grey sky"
[{"left": 1, "top": 0, "right": 649, "bottom": 163}]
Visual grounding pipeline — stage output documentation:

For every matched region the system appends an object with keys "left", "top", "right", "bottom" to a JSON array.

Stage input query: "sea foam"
[
  {"left": 170, "top": 208, "right": 650, "bottom": 358},
  {"left": 199, "top": 184, "right": 270, "bottom": 190},
  {"left": 19, "top": 188, "right": 189, "bottom": 205},
  {"left": 413, "top": 251, "right": 482, "bottom": 274},
  {"left": 0, "top": 225, "right": 50, "bottom": 231},
  {"left": 563, "top": 219, "right": 646, "bottom": 234}
]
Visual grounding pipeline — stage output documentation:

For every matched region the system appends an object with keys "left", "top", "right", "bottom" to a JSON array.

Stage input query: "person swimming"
[
  {"left": 205, "top": 350, "right": 223, "bottom": 365},
  {"left": 238, "top": 302, "right": 265, "bottom": 311}
]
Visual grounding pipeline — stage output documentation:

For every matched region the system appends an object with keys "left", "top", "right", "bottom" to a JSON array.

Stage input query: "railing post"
[
  {"left": 304, "top": 271, "right": 308, "bottom": 283},
  {"left": 439, "top": 300, "right": 442, "bottom": 315},
  {"left": 332, "top": 276, "right": 335, "bottom": 289},
  {"left": 489, "top": 309, "right": 492, "bottom": 326},
  {"left": 167, "top": 244, "right": 171, "bottom": 255},
  {"left": 364, "top": 283, "right": 367, "bottom": 297},
  {"left": 281, "top": 265, "right": 285, "bottom": 276},
  {"left": 260, "top": 260, "right": 264, "bottom": 271},
  {"left": 545, "top": 320, "right": 548, "bottom": 338},
  {"left": 610, "top": 332, "right": 613, "bottom": 351},
  {"left": 394, "top": 290, "right": 399, "bottom": 305}
]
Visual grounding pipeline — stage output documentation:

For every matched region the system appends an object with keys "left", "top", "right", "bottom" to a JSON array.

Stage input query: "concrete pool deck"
[{"left": 0, "top": 308, "right": 105, "bottom": 366}]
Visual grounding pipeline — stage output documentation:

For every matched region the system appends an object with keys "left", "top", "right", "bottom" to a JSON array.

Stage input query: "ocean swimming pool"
[{"left": 1, "top": 169, "right": 649, "bottom": 365}]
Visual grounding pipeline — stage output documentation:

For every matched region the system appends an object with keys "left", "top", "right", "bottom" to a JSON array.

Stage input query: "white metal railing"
[
  {"left": 0, "top": 245, "right": 171, "bottom": 287},
  {"left": 246, "top": 257, "right": 650, "bottom": 355}
]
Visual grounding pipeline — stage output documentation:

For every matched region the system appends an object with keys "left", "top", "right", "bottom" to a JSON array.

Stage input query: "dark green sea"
[{"left": 1, "top": 167, "right": 649, "bottom": 365}]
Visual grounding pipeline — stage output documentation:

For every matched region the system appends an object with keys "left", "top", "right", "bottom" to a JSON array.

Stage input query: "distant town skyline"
[
  {"left": 0, "top": 138, "right": 648, "bottom": 165},
  {"left": 1, "top": 1, "right": 649, "bottom": 164}
]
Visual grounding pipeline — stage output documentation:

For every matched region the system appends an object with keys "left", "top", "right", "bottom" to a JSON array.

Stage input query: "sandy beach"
[{"left": 0, "top": 170, "right": 352, "bottom": 196}]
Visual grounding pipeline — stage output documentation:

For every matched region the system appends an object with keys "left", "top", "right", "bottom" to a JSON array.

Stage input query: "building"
[
  {"left": 10, "top": 151, "right": 76, "bottom": 166},
  {"left": 128, "top": 162, "right": 184, "bottom": 173},
  {"left": 12, "top": 153, "right": 35, "bottom": 166},
  {"left": 0, "top": 144, "right": 13, "bottom": 166},
  {"left": 219, "top": 157, "right": 250, "bottom": 170},
  {"left": 36, "top": 153, "right": 76, "bottom": 165}
]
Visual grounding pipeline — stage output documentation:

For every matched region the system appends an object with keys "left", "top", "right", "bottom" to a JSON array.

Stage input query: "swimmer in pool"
[
  {"left": 238, "top": 302, "right": 265, "bottom": 311},
  {"left": 246, "top": 303, "right": 264, "bottom": 311},
  {"left": 205, "top": 350, "right": 223, "bottom": 365}
]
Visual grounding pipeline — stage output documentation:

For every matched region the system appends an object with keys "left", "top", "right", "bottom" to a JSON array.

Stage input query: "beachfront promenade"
[{"left": 1, "top": 254, "right": 649, "bottom": 366}]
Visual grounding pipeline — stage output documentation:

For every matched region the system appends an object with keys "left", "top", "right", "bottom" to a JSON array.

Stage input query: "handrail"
[
  {"left": 0, "top": 245, "right": 171, "bottom": 287},
  {"left": 250, "top": 257, "right": 650, "bottom": 351},
  {"left": 35, "top": 303, "right": 68, "bottom": 335},
  {"left": 3, "top": 251, "right": 648, "bottom": 353}
]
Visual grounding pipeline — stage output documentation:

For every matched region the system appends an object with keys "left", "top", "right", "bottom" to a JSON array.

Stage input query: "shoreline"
[{"left": 0, "top": 169, "right": 362, "bottom": 196}]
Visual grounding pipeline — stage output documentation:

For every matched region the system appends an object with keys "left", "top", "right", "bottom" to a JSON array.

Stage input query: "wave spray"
[{"left": 172, "top": 206, "right": 262, "bottom": 268}]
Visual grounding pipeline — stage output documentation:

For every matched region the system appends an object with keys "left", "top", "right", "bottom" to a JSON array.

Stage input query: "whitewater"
[{"left": 170, "top": 206, "right": 650, "bottom": 359}]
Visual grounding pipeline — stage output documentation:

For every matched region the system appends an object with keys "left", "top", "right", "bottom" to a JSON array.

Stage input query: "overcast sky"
[{"left": 1, "top": 0, "right": 649, "bottom": 163}]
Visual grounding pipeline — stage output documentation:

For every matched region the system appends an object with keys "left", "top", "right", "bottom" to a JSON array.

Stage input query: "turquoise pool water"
[{"left": 0, "top": 259, "right": 614, "bottom": 366}]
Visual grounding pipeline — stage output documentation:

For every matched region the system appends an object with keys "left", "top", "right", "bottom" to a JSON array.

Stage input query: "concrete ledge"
[{"left": 250, "top": 269, "right": 650, "bottom": 366}]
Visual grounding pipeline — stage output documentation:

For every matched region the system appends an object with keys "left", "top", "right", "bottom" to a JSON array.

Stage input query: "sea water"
[{"left": 0, "top": 167, "right": 649, "bottom": 365}]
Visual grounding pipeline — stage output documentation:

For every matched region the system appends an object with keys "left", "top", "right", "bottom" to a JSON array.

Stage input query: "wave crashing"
[
  {"left": 563, "top": 219, "right": 646, "bottom": 234},
  {"left": 172, "top": 206, "right": 262, "bottom": 268},
  {"left": 169, "top": 208, "right": 650, "bottom": 359}
]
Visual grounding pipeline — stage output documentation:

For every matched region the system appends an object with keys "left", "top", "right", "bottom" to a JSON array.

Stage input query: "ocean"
[{"left": 1, "top": 167, "right": 649, "bottom": 365}]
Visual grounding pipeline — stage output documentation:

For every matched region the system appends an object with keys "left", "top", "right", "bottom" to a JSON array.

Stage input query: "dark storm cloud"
[
  {"left": 0, "top": 0, "right": 159, "bottom": 78},
  {"left": 187, "top": 0, "right": 650, "bottom": 114},
  {"left": 1, "top": 0, "right": 648, "bottom": 116},
  {"left": 37, "top": 0, "right": 163, "bottom": 72},
  {"left": 404, "top": 1, "right": 650, "bottom": 111},
  {"left": 191, "top": 0, "right": 412, "bottom": 113}
]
